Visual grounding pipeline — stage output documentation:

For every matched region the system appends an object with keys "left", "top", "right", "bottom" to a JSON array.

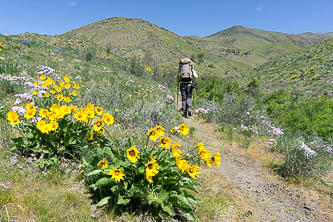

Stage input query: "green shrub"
[
  {"left": 84, "top": 124, "right": 221, "bottom": 220},
  {"left": 264, "top": 90, "right": 333, "bottom": 139},
  {"left": 273, "top": 134, "right": 332, "bottom": 178},
  {"left": 0, "top": 59, "right": 20, "bottom": 75},
  {"left": 81, "top": 47, "right": 96, "bottom": 61}
]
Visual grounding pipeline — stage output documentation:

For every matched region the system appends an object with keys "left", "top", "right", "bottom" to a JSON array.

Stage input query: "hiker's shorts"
[{"left": 180, "top": 83, "right": 193, "bottom": 112}]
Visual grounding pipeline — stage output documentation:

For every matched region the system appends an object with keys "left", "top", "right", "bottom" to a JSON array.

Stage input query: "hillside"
[
  {"left": 253, "top": 38, "right": 333, "bottom": 95},
  {"left": 63, "top": 17, "right": 250, "bottom": 76},
  {"left": 184, "top": 26, "right": 333, "bottom": 67}
]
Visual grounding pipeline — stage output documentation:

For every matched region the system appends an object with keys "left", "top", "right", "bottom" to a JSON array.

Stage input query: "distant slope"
[
  {"left": 205, "top": 25, "right": 331, "bottom": 49},
  {"left": 253, "top": 38, "right": 333, "bottom": 95},
  {"left": 185, "top": 25, "right": 333, "bottom": 67}
]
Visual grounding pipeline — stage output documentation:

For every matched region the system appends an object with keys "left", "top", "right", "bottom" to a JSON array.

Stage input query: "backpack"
[{"left": 179, "top": 58, "right": 193, "bottom": 80}]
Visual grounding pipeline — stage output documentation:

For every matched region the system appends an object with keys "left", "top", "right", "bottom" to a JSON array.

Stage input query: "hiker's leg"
[
  {"left": 186, "top": 84, "right": 193, "bottom": 114},
  {"left": 180, "top": 83, "right": 187, "bottom": 113}
]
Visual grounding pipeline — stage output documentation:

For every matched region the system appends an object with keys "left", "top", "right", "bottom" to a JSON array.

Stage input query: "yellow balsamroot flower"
[
  {"left": 65, "top": 83, "right": 71, "bottom": 89},
  {"left": 126, "top": 146, "right": 140, "bottom": 163},
  {"left": 46, "top": 77, "right": 55, "bottom": 86},
  {"left": 32, "top": 90, "right": 38, "bottom": 96},
  {"left": 171, "top": 143, "right": 182, "bottom": 158},
  {"left": 198, "top": 146, "right": 211, "bottom": 160},
  {"left": 154, "top": 125, "right": 165, "bottom": 137},
  {"left": 213, "top": 152, "right": 221, "bottom": 167},
  {"left": 64, "top": 75, "right": 70, "bottom": 83},
  {"left": 61, "top": 105, "right": 72, "bottom": 115},
  {"left": 86, "top": 132, "right": 93, "bottom": 141},
  {"left": 72, "top": 82, "right": 80, "bottom": 89},
  {"left": 64, "top": 97, "right": 72, "bottom": 103},
  {"left": 102, "top": 112, "right": 114, "bottom": 125},
  {"left": 145, "top": 157, "right": 159, "bottom": 177},
  {"left": 160, "top": 136, "right": 172, "bottom": 149},
  {"left": 172, "top": 148, "right": 182, "bottom": 158},
  {"left": 70, "top": 105, "right": 78, "bottom": 112},
  {"left": 197, "top": 142, "right": 204, "bottom": 149},
  {"left": 108, "top": 168, "right": 125, "bottom": 182},
  {"left": 0, "top": 41, "right": 5, "bottom": 50},
  {"left": 59, "top": 81, "right": 65, "bottom": 87},
  {"left": 146, "top": 174, "right": 153, "bottom": 183},
  {"left": 72, "top": 91, "right": 77, "bottom": 96},
  {"left": 147, "top": 128, "right": 159, "bottom": 141},
  {"left": 39, "top": 108, "right": 50, "bottom": 119},
  {"left": 44, "top": 92, "right": 50, "bottom": 98},
  {"left": 95, "top": 106, "right": 103, "bottom": 115},
  {"left": 85, "top": 109, "right": 95, "bottom": 119},
  {"left": 97, "top": 127, "right": 105, "bottom": 134},
  {"left": 206, "top": 159, "right": 213, "bottom": 168},
  {"left": 40, "top": 75, "right": 46, "bottom": 80},
  {"left": 48, "top": 120, "right": 59, "bottom": 132},
  {"left": 24, "top": 110, "right": 36, "bottom": 119},
  {"left": 7, "top": 111, "right": 20, "bottom": 125},
  {"left": 179, "top": 123, "right": 189, "bottom": 135},
  {"left": 187, "top": 164, "right": 201, "bottom": 179},
  {"left": 86, "top": 103, "right": 94, "bottom": 110},
  {"left": 34, "top": 81, "right": 39, "bottom": 87},
  {"left": 176, "top": 158, "right": 189, "bottom": 173},
  {"left": 54, "top": 85, "right": 62, "bottom": 93},
  {"left": 94, "top": 119, "right": 104, "bottom": 128},
  {"left": 24, "top": 104, "right": 36, "bottom": 119},
  {"left": 98, "top": 160, "right": 109, "bottom": 169},
  {"left": 56, "top": 94, "right": 64, "bottom": 102},
  {"left": 36, "top": 120, "right": 49, "bottom": 134},
  {"left": 170, "top": 127, "right": 177, "bottom": 134},
  {"left": 74, "top": 111, "right": 88, "bottom": 122},
  {"left": 145, "top": 66, "right": 152, "bottom": 72}
]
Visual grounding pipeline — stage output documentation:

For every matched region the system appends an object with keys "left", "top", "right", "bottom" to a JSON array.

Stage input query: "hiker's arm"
[{"left": 193, "top": 69, "right": 198, "bottom": 79}]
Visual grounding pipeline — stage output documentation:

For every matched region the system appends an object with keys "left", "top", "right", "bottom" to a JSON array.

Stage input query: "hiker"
[{"left": 177, "top": 58, "right": 198, "bottom": 118}]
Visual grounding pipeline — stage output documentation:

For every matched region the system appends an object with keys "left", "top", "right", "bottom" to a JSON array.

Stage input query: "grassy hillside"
[
  {"left": 63, "top": 17, "right": 250, "bottom": 77},
  {"left": 253, "top": 38, "right": 333, "bottom": 95},
  {"left": 185, "top": 26, "right": 333, "bottom": 68}
]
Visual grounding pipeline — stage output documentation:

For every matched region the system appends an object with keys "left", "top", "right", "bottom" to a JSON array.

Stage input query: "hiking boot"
[
  {"left": 187, "top": 110, "right": 192, "bottom": 117},
  {"left": 182, "top": 112, "right": 188, "bottom": 118}
]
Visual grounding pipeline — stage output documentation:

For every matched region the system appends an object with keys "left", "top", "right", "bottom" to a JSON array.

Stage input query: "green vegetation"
[{"left": 0, "top": 18, "right": 332, "bottom": 221}]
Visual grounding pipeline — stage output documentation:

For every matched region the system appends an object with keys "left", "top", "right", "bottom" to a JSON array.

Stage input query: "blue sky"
[{"left": 1, "top": 0, "right": 333, "bottom": 37}]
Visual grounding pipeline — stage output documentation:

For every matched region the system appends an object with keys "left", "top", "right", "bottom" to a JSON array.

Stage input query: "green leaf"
[
  {"left": 86, "top": 169, "right": 102, "bottom": 177},
  {"left": 158, "top": 189, "right": 168, "bottom": 202},
  {"left": 117, "top": 194, "right": 130, "bottom": 205},
  {"left": 110, "top": 185, "right": 118, "bottom": 192},
  {"left": 95, "top": 177, "right": 112, "bottom": 188},
  {"left": 161, "top": 203, "right": 175, "bottom": 216},
  {"left": 96, "top": 197, "right": 110, "bottom": 208},
  {"left": 69, "top": 137, "right": 77, "bottom": 145}
]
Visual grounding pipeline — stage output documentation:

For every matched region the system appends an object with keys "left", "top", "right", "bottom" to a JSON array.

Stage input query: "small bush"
[
  {"left": 81, "top": 47, "right": 96, "bottom": 61},
  {"left": 273, "top": 134, "right": 332, "bottom": 178}
]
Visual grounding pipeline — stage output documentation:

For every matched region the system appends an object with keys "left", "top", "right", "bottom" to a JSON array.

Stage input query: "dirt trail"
[{"left": 184, "top": 117, "right": 333, "bottom": 222}]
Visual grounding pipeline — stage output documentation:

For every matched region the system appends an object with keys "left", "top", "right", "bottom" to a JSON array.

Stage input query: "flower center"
[{"left": 129, "top": 150, "right": 135, "bottom": 156}]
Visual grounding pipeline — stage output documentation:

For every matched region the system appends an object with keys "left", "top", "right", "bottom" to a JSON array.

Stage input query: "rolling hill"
[
  {"left": 252, "top": 38, "right": 333, "bottom": 95},
  {"left": 63, "top": 17, "right": 250, "bottom": 77},
  {"left": 185, "top": 25, "right": 333, "bottom": 67}
]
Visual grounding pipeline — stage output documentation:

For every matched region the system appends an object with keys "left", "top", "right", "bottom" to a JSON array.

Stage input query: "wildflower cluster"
[
  {"left": 7, "top": 69, "right": 113, "bottom": 168},
  {"left": 85, "top": 123, "right": 221, "bottom": 220}
]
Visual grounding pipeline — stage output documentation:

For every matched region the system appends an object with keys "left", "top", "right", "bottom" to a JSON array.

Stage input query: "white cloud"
[
  {"left": 257, "top": 5, "right": 263, "bottom": 11},
  {"left": 68, "top": 1, "right": 77, "bottom": 6}
]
